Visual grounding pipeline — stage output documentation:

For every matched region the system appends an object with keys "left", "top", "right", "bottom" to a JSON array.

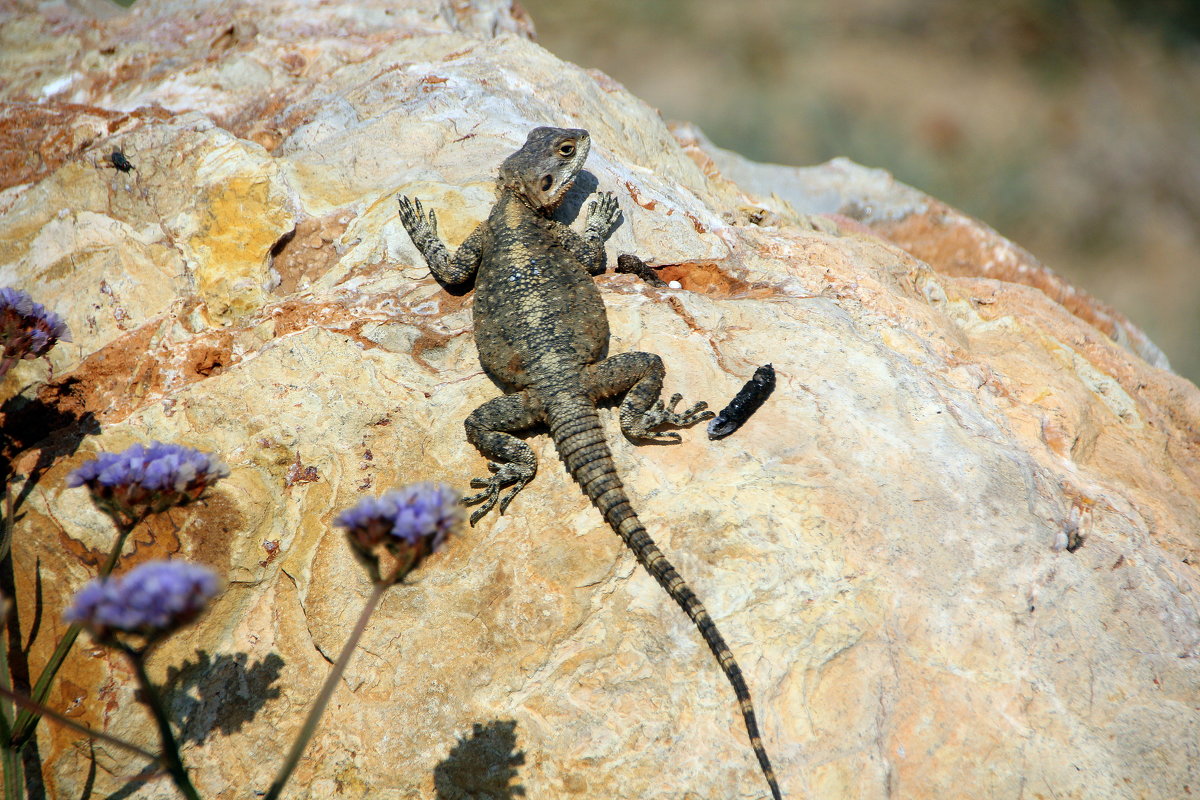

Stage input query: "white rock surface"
[{"left": 2, "top": 1, "right": 1199, "bottom": 799}]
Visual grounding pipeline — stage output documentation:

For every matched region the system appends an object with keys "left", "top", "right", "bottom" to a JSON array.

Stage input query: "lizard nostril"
[{"left": 540, "top": 175, "right": 553, "bottom": 192}]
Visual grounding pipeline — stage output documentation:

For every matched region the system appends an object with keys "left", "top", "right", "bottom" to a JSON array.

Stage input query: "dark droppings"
[
  {"left": 708, "top": 364, "right": 775, "bottom": 439},
  {"left": 615, "top": 253, "right": 668, "bottom": 287}
]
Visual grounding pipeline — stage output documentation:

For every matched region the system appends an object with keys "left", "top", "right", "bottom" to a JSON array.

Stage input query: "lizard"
[{"left": 398, "top": 126, "right": 782, "bottom": 800}]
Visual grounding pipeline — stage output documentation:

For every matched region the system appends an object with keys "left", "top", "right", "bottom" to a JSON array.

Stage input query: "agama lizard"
[{"left": 398, "top": 126, "right": 782, "bottom": 800}]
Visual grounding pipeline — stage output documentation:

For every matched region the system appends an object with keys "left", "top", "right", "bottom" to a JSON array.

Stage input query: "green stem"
[
  {"left": 123, "top": 647, "right": 200, "bottom": 800},
  {"left": 0, "top": 684, "right": 159, "bottom": 764},
  {"left": 9, "top": 519, "right": 139, "bottom": 748},
  {"left": 0, "top": 484, "right": 15, "bottom": 731},
  {"left": 263, "top": 578, "right": 392, "bottom": 800},
  {"left": 1, "top": 481, "right": 20, "bottom": 800},
  {"left": 1, "top": 746, "right": 21, "bottom": 800}
]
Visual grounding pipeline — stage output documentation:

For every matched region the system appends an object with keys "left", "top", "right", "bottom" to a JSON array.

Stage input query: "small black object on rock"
[
  {"left": 615, "top": 253, "right": 668, "bottom": 288},
  {"left": 108, "top": 149, "right": 134, "bottom": 172},
  {"left": 708, "top": 364, "right": 775, "bottom": 439}
]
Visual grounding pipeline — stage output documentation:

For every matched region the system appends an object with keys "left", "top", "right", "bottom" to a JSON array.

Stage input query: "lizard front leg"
[
  {"left": 584, "top": 351, "right": 713, "bottom": 443},
  {"left": 553, "top": 192, "right": 622, "bottom": 275},
  {"left": 462, "top": 391, "right": 542, "bottom": 525},
  {"left": 397, "top": 195, "right": 486, "bottom": 284}
]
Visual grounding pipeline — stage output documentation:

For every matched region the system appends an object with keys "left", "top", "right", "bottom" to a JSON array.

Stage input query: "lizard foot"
[
  {"left": 585, "top": 192, "right": 622, "bottom": 239},
  {"left": 463, "top": 461, "right": 536, "bottom": 525},
  {"left": 626, "top": 393, "right": 715, "bottom": 442},
  {"left": 398, "top": 195, "right": 438, "bottom": 240}
]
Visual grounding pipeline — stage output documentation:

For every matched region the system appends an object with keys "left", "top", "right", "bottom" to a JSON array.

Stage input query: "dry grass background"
[{"left": 521, "top": 0, "right": 1200, "bottom": 381}]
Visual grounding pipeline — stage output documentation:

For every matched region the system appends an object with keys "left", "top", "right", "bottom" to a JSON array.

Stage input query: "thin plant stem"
[
  {"left": 122, "top": 646, "right": 200, "bottom": 800},
  {"left": 1, "top": 482, "right": 20, "bottom": 800},
  {"left": 9, "top": 518, "right": 140, "bottom": 748},
  {"left": 0, "top": 684, "right": 159, "bottom": 764},
  {"left": 1, "top": 747, "right": 19, "bottom": 800},
  {"left": 0, "top": 480, "right": 15, "bottom": 566},
  {"left": 1, "top": 484, "right": 15, "bottom": 728},
  {"left": 263, "top": 577, "right": 393, "bottom": 800},
  {"left": 0, "top": 706, "right": 16, "bottom": 800},
  {"left": 0, "top": 647, "right": 15, "bottom": 800}
]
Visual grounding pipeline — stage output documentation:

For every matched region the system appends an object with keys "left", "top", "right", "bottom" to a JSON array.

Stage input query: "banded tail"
[{"left": 545, "top": 389, "right": 783, "bottom": 800}]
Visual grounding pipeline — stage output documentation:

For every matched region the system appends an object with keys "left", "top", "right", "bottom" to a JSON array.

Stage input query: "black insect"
[
  {"left": 108, "top": 149, "right": 134, "bottom": 172},
  {"left": 707, "top": 363, "right": 775, "bottom": 439}
]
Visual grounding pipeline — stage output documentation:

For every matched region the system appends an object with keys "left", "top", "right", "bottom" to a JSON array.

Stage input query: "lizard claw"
[
  {"left": 398, "top": 194, "right": 438, "bottom": 239},
  {"left": 463, "top": 461, "right": 535, "bottom": 526},
  {"left": 585, "top": 192, "right": 622, "bottom": 238},
  {"left": 626, "top": 393, "right": 715, "bottom": 442}
]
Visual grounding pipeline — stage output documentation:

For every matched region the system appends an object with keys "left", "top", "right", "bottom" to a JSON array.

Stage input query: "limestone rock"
[{"left": 3, "top": 1, "right": 1199, "bottom": 799}]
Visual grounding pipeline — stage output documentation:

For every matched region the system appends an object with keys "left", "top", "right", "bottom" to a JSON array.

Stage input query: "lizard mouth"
[{"left": 538, "top": 172, "right": 577, "bottom": 211}]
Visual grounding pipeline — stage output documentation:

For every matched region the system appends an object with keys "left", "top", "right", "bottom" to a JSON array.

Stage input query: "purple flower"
[
  {"left": 65, "top": 560, "right": 219, "bottom": 643},
  {"left": 336, "top": 482, "right": 461, "bottom": 576},
  {"left": 67, "top": 442, "right": 230, "bottom": 526},
  {"left": 0, "top": 287, "right": 71, "bottom": 368}
]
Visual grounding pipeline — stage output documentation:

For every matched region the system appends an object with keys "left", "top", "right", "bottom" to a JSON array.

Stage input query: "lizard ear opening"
[{"left": 540, "top": 175, "right": 553, "bottom": 192}]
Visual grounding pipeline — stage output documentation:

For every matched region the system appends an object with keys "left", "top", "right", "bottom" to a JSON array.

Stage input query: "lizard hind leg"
[
  {"left": 462, "top": 392, "right": 542, "bottom": 525},
  {"left": 585, "top": 351, "right": 714, "bottom": 443}
]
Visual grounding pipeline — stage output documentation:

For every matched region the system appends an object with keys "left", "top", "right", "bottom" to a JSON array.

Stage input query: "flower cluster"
[
  {"left": 65, "top": 560, "right": 219, "bottom": 643},
  {"left": 336, "top": 482, "right": 461, "bottom": 578},
  {"left": 68, "top": 441, "right": 231, "bottom": 526},
  {"left": 0, "top": 287, "right": 71, "bottom": 365}
]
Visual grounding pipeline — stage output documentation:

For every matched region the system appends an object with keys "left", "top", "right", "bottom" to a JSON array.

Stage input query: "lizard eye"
[
  {"left": 540, "top": 175, "right": 553, "bottom": 192},
  {"left": 558, "top": 142, "right": 576, "bottom": 157}
]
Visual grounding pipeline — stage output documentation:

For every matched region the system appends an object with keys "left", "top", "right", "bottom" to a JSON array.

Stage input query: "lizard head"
[{"left": 498, "top": 126, "right": 591, "bottom": 212}]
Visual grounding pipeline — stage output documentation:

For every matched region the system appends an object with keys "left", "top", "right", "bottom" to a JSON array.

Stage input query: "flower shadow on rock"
[
  {"left": 434, "top": 719, "right": 526, "bottom": 800},
  {"left": 160, "top": 650, "right": 285, "bottom": 746},
  {"left": 0, "top": 378, "right": 99, "bottom": 507}
]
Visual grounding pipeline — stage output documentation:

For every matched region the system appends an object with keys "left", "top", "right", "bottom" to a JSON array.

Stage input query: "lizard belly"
[{"left": 474, "top": 252, "right": 609, "bottom": 388}]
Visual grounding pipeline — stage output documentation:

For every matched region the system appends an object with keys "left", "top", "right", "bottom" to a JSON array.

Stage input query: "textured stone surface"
[{"left": 3, "top": 0, "right": 1200, "bottom": 798}]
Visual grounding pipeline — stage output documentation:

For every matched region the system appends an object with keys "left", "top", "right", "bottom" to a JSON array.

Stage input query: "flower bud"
[
  {"left": 336, "top": 482, "right": 461, "bottom": 581},
  {"left": 66, "top": 560, "right": 219, "bottom": 645}
]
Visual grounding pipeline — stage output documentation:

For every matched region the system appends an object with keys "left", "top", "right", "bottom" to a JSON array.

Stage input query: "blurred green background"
[{"left": 521, "top": 0, "right": 1200, "bottom": 382}]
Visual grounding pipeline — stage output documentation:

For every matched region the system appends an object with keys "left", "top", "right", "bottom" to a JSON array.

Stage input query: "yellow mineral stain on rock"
[{"left": 189, "top": 175, "right": 292, "bottom": 323}]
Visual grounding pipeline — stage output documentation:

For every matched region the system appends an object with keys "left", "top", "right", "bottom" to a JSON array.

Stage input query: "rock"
[{"left": 3, "top": 0, "right": 1200, "bottom": 798}]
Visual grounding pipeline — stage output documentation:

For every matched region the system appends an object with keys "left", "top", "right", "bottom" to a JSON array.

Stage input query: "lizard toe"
[
  {"left": 468, "top": 501, "right": 494, "bottom": 527},
  {"left": 673, "top": 401, "right": 715, "bottom": 426},
  {"left": 463, "top": 462, "right": 535, "bottom": 524},
  {"left": 497, "top": 478, "right": 531, "bottom": 515},
  {"left": 626, "top": 394, "right": 714, "bottom": 440},
  {"left": 586, "top": 192, "right": 622, "bottom": 236}
]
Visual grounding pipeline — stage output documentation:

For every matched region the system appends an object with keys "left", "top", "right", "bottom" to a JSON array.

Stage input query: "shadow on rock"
[
  {"left": 160, "top": 650, "right": 285, "bottom": 745},
  {"left": 554, "top": 169, "right": 599, "bottom": 226},
  {"left": 0, "top": 378, "right": 99, "bottom": 509},
  {"left": 434, "top": 719, "right": 526, "bottom": 799},
  {"left": 100, "top": 762, "right": 158, "bottom": 800}
]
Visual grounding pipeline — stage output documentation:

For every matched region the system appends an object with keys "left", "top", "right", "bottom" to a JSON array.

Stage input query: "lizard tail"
[{"left": 545, "top": 391, "right": 783, "bottom": 800}]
